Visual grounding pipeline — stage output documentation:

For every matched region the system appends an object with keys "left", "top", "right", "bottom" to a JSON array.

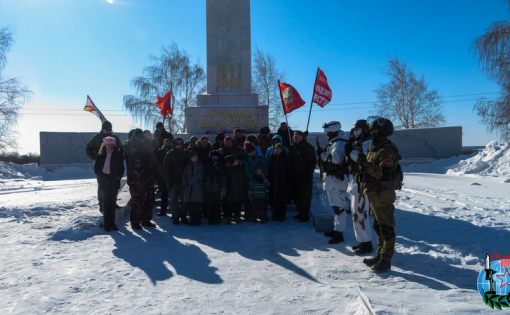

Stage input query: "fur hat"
[{"left": 102, "top": 136, "right": 116, "bottom": 145}]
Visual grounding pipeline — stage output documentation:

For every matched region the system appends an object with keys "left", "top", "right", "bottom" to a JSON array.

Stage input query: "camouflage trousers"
[
  {"left": 367, "top": 189, "right": 396, "bottom": 262},
  {"left": 129, "top": 182, "right": 155, "bottom": 225}
]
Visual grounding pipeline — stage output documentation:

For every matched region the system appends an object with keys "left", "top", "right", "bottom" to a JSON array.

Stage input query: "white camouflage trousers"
[
  {"left": 347, "top": 177, "right": 372, "bottom": 242},
  {"left": 323, "top": 175, "right": 348, "bottom": 232}
]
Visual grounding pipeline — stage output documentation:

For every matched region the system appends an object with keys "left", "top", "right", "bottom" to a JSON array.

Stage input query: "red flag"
[
  {"left": 312, "top": 68, "right": 332, "bottom": 107},
  {"left": 278, "top": 81, "right": 305, "bottom": 114},
  {"left": 156, "top": 91, "right": 173, "bottom": 116}
]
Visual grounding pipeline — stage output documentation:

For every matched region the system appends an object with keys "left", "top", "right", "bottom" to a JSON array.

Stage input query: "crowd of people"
[{"left": 86, "top": 117, "right": 402, "bottom": 273}]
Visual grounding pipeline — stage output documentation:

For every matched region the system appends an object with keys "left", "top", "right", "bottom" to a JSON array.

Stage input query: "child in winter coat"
[
  {"left": 204, "top": 150, "right": 226, "bottom": 224},
  {"left": 244, "top": 142, "right": 269, "bottom": 223},
  {"left": 268, "top": 143, "right": 289, "bottom": 221},
  {"left": 182, "top": 150, "right": 204, "bottom": 225},
  {"left": 223, "top": 155, "right": 246, "bottom": 224},
  {"left": 94, "top": 137, "right": 125, "bottom": 231}
]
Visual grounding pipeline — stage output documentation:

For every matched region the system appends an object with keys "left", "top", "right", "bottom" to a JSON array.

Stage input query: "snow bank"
[
  {"left": 447, "top": 141, "right": 510, "bottom": 180},
  {"left": 0, "top": 161, "right": 94, "bottom": 180}
]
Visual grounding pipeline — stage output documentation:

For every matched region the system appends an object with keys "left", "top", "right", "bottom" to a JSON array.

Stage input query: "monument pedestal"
[
  {"left": 186, "top": 0, "right": 268, "bottom": 134},
  {"left": 186, "top": 102, "right": 268, "bottom": 134}
]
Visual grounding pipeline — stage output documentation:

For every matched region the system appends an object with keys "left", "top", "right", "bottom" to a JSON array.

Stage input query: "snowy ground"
[{"left": 0, "top": 144, "right": 509, "bottom": 314}]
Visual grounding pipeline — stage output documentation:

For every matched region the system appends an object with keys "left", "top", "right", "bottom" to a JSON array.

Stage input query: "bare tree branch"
[
  {"left": 375, "top": 58, "right": 444, "bottom": 129},
  {"left": 0, "top": 28, "right": 31, "bottom": 152},
  {"left": 123, "top": 43, "right": 205, "bottom": 133},
  {"left": 252, "top": 47, "right": 285, "bottom": 130},
  {"left": 472, "top": 9, "right": 510, "bottom": 140}
]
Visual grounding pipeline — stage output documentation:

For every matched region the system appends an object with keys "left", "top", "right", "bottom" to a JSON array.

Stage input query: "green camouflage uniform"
[{"left": 361, "top": 137, "right": 400, "bottom": 263}]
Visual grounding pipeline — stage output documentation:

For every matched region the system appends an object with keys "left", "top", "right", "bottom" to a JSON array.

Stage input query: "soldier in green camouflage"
[{"left": 349, "top": 117, "right": 403, "bottom": 272}]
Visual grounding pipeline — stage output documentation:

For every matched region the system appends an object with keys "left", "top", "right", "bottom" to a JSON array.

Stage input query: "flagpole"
[
  {"left": 305, "top": 67, "right": 320, "bottom": 133},
  {"left": 277, "top": 79, "right": 293, "bottom": 145}
]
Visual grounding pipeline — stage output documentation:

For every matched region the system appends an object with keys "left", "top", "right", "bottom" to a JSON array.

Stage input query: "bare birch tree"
[
  {"left": 473, "top": 8, "right": 510, "bottom": 140},
  {"left": 252, "top": 48, "right": 285, "bottom": 130},
  {"left": 123, "top": 43, "right": 205, "bottom": 133},
  {"left": 0, "top": 28, "right": 31, "bottom": 151},
  {"left": 375, "top": 58, "right": 444, "bottom": 129}
]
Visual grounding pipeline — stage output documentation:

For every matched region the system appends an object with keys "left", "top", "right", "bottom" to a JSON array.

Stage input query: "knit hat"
[
  {"left": 259, "top": 126, "right": 270, "bottom": 134},
  {"left": 103, "top": 136, "right": 116, "bottom": 145},
  {"left": 102, "top": 121, "right": 112, "bottom": 130}
]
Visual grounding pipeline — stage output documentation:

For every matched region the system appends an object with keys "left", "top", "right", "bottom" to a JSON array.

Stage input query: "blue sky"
[{"left": 0, "top": 0, "right": 508, "bottom": 153}]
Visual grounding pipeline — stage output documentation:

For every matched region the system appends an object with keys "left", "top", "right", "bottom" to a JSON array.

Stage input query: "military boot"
[
  {"left": 372, "top": 259, "right": 391, "bottom": 273},
  {"left": 324, "top": 231, "right": 336, "bottom": 237},
  {"left": 363, "top": 255, "right": 380, "bottom": 267},
  {"left": 328, "top": 231, "right": 344, "bottom": 244},
  {"left": 354, "top": 242, "right": 373, "bottom": 255}
]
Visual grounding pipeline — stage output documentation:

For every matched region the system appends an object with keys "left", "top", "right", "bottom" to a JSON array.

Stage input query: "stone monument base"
[{"left": 185, "top": 105, "right": 268, "bottom": 134}]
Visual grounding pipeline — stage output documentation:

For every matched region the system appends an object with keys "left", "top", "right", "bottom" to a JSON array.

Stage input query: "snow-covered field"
[{"left": 0, "top": 142, "right": 509, "bottom": 314}]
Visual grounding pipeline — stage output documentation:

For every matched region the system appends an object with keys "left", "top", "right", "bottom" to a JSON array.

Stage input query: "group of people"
[{"left": 86, "top": 116, "right": 402, "bottom": 273}]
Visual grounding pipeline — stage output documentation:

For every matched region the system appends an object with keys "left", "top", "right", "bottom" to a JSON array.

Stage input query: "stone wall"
[
  {"left": 39, "top": 126, "right": 462, "bottom": 168},
  {"left": 39, "top": 132, "right": 129, "bottom": 169},
  {"left": 308, "top": 126, "right": 462, "bottom": 160}
]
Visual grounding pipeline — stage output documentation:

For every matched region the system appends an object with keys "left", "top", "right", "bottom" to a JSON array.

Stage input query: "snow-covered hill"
[{"left": 0, "top": 154, "right": 508, "bottom": 314}]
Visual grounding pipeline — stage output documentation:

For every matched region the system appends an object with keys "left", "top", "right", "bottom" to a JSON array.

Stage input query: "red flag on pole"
[
  {"left": 312, "top": 68, "right": 332, "bottom": 107},
  {"left": 278, "top": 81, "right": 306, "bottom": 114},
  {"left": 156, "top": 91, "right": 173, "bottom": 116}
]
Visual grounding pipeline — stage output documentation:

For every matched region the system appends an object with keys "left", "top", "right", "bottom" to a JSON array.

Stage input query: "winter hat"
[
  {"left": 322, "top": 121, "right": 341, "bottom": 133},
  {"left": 129, "top": 128, "right": 144, "bottom": 140},
  {"left": 293, "top": 130, "right": 305, "bottom": 136},
  {"left": 272, "top": 135, "right": 283, "bottom": 143},
  {"left": 246, "top": 134, "right": 257, "bottom": 144},
  {"left": 244, "top": 142, "right": 256, "bottom": 154},
  {"left": 102, "top": 121, "right": 112, "bottom": 130},
  {"left": 103, "top": 136, "right": 116, "bottom": 145},
  {"left": 173, "top": 137, "right": 184, "bottom": 145},
  {"left": 156, "top": 122, "right": 164, "bottom": 128},
  {"left": 190, "top": 136, "right": 198, "bottom": 143},
  {"left": 209, "top": 150, "right": 221, "bottom": 158},
  {"left": 215, "top": 131, "right": 225, "bottom": 142},
  {"left": 259, "top": 126, "right": 270, "bottom": 135}
]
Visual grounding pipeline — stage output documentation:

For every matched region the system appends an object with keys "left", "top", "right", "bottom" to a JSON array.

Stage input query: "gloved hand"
[{"left": 350, "top": 150, "right": 360, "bottom": 162}]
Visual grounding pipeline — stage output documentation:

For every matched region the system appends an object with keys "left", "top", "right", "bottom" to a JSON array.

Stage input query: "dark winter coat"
[
  {"left": 85, "top": 132, "right": 123, "bottom": 160},
  {"left": 224, "top": 163, "right": 246, "bottom": 203},
  {"left": 153, "top": 129, "right": 173, "bottom": 150},
  {"left": 204, "top": 161, "right": 226, "bottom": 194},
  {"left": 268, "top": 153, "right": 289, "bottom": 203},
  {"left": 196, "top": 143, "right": 212, "bottom": 163},
  {"left": 163, "top": 148, "right": 188, "bottom": 187},
  {"left": 94, "top": 149, "right": 125, "bottom": 190},
  {"left": 124, "top": 139, "right": 156, "bottom": 187},
  {"left": 277, "top": 127, "right": 293, "bottom": 147},
  {"left": 182, "top": 161, "right": 204, "bottom": 203},
  {"left": 289, "top": 139, "right": 317, "bottom": 182}
]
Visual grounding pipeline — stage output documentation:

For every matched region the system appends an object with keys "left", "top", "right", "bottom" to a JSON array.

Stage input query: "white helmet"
[{"left": 322, "top": 121, "right": 341, "bottom": 133}]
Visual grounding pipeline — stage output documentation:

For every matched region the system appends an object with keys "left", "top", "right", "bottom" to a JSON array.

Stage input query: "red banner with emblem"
[{"left": 278, "top": 81, "right": 306, "bottom": 114}]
